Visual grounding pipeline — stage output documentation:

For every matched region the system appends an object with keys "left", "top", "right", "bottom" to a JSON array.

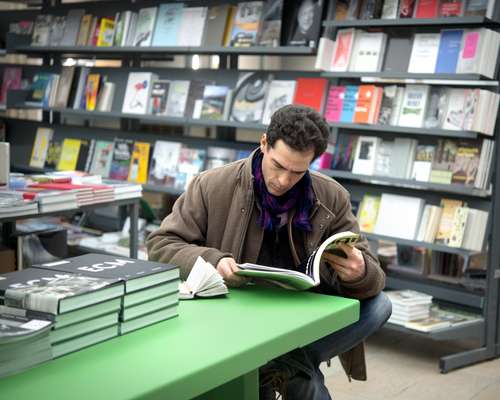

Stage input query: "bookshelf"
[
  {"left": 321, "top": 0, "right": 500, "bottom": 372},
  {"left": 1, "top": 0, "right": 500, "bottom": 372}
]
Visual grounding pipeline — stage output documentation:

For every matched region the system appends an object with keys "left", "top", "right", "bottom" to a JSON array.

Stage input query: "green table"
[{"left": 0, "top": 286, "right": 359, "bottom": 400}]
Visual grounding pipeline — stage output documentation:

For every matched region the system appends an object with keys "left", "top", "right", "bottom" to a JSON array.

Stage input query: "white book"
[
  {"left": 349, "top": 32, "right": 387, "bottom": 72},
  {"left": 177, "top": 7, "right": 208, "bottom": 47},
  {"left": 124, "top": 12, "right": 138, "bottom": 46},
  {"left": 441, "top": 88, "right": 466, "bottom": 130},
  {"left": 165, "top": 80, "right": 191, "bottom": 117},
  {"left": 381, "top": 0, "right": 399, "bottom": 18},
  {"left": 398, "top": 85, "right": 430, "bottom": 128},
  {"left": 179, "top": 257, "right": 228, "bottom": 299},
  {"left": 390, "top": 87, "right": 406, "bottom": 126},
  {"left": 416, "top": 205, "right": 433, "bottom": 242},
  {"left": 148, "top": 140, "right": 182, "bottom": 186},
  {"left": 262, "top": 80, "right": 297, "bottom": 125},
  {"left": 331, "top": 28, "right": 357, "bottom": 72},
  {"left": 132, "top": 7, "right": 157, "bottom": 47},
  {"left": 315, "top": 37, "right": 335, "bottom": 71},
  {"left": 462, "top": 209, "right": 489, "bottom": 252},
  {"left": 390, "top": 138, "right": 418, "bottom": 179},
  {"left": 352, "top": 136, "right": 381, "bottom": 175},
  {"left": 374, "top": 194, "right": 426, "bottom": 240},
  {"left": 122, "top": 72, "right": 157, "bottom": 114},
  {"left": 408, "top": 33, "right": 441, "bottom": 74},
  {"left": 96, "top": 82, "right": 115, "bottom": 112}
]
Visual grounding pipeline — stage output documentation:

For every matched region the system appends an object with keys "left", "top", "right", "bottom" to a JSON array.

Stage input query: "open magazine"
[{"left": 235, "top": 231, "right": 359, "bottom": 290}]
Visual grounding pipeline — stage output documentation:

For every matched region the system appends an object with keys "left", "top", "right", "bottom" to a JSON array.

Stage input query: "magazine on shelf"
[{"left": 235, "top": 231, "right": 359, "bottom": 290}]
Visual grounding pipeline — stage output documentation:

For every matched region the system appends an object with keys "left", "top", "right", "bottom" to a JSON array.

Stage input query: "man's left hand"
[{"left": 322, "top": 243, "right": 366, "bottom": 282}]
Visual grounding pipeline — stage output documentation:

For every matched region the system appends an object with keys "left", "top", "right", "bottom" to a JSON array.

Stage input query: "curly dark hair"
[{"left": 266, "top": 104, "right": 329, "bottom": 159}]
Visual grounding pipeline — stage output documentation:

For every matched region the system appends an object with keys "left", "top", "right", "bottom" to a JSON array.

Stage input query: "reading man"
[{"left": 147, "top": 105, "right": 391, "bottom": 399}]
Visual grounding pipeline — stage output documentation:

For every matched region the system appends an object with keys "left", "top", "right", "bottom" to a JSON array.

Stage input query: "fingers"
[{"left": 216, "top": 257, "right": 249, "bottom": 287}]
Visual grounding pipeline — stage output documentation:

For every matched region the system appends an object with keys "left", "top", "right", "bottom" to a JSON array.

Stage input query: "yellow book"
[
  {"left": 57, "top": 138, "right": 82, "bottom": 171},
  {"left": 435, "top": 199, "right": 465, "bottom": 244},
  {"left": 128, "top": 141, "right": 151, "bottom": 184},
  {"left": 85, "top": 74, "right": 100, "bottom": 111},
  {"left": 357, "top": 195, "right": 381, "bottom": 233},
  {"left": 97, "top": 18, "right": 115, "bottom": 47},
  {"left": 222, "top": 6, "right": 237, "bottom": 47},
  {"left": 29, "top": 127, "right": 54, "bottom": 168}
]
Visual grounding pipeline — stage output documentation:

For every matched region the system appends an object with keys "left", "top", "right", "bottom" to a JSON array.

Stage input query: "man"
[{"left": 147, "top": 105, "right": 391, "bottom": 399}]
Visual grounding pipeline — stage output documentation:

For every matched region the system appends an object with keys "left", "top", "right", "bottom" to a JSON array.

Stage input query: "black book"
[
  {"left": 358, "top": 0, "right": 383, "bottom": 19},
  {"left": 35, "top": 253, "right": 179, "bottom": 293},
  {"left": 382, "top": 35, "right": 413, "bottom": 73},
  {"left": 75, "top": 138, "right": 91, "bottom": 172},
  {"left": 0, "top": 268, "right": 123, "bottom": 315},
  {"left": 286, "top": 0, "right": 324, "bottom": 48}
]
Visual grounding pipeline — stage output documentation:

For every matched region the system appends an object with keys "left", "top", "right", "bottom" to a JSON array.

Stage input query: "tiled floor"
[{"left": 322, "top": 328, "right": 500, "bottom": 400}]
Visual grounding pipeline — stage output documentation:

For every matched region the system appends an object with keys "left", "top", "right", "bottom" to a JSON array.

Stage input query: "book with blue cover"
[
  {"left": 339, "top": 85, "right": 359, "bottom": 123},
  {"left": 152, "top": 3, "right": 184, "bottom": 46},
  {"left": 435, "top": 29, "right": 463, "bottom": 73}
]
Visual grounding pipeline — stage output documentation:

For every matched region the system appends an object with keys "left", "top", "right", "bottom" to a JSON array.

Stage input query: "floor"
[{"left": 321, "top": 328, "right": 500, "bottom": 400}]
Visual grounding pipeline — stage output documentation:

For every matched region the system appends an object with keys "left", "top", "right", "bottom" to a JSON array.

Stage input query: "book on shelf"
[
  {"left": 205, "top": 146, "right": 237, "bottom": 170},
  {"left": 203, "top": 4, "right": 233, "bottom": 47},
  {"left": 339, "top": 85, "right": 359, "bottom": 123},
  {"left": 76, "top": 14, "right": 92, "bottom": 46},
  {"left": 262, "top": 80, "right": 296, "bottom": 125},
  {"left": 0, "top": 268, "right": 123, "bottom": 315},
  {"left": 29, "top": 127, "right": 54, "bottom": 169},
  {"left": 57, "top": 138, "right": 82, "bottom": 171},
  {"left": 331, "top": 28, "right": 356, "bottom": 72},
  {"left": 382, "top": 35, "right": 413, "bottom": 73},
  {"left": 149, "top": 80, "right": 170, "bottom": 115},
  {"left": 399, "top": 0, "right": 417, "bottom": 17},
  {"left": 435, "top": 198, "right": 464, "bottom": 244},
  {"left": 179, "top": 256, "right": 228, "bottom": 299},
  {"left": 177, "top": 7, "right": 208, "bottom": 47},
  {"left": 132, "top": 7, "right": 157, "bottom": 47},
  {"left": 411, "top": 144, "right": 436, "bottom": 182},
  {"left": 96, "top": 81, "right": 115, "bottom": 112},
  {"left": 230, "top": 72, "right": 271, "bottom": 123},
  {"left": 353, "top": 85, "right": 383, "bottom": 124},
  {"left": 109, "top": 138, "right": 133, "bottom": 181},
  {"left": 414, "top": 0, "right": 439, "bottom": 18},
  {"left": 408, "top": 33, "right": 441, "bottom": 74},
  {"left": 148, "top": 140, "right": 182, "bottom": 186},
  {"left": 293, "top": 77, "right": 328, "bottom": 113},
  {"left": 127, "top": 141, "right": 151, "bottom": 184},
  {"left": 0, "top": 67, "right": 22, "bottom": 106},
  {"left": 54, "top": 66, "right": 75, "bottom": 109},
  {"left": 464, "top": 0, "right": 489, "bottom": 16},
  {"left": 96, "top": 17, "right": 115, "bottom": 47},
  {"left": 287, "top": 0, "right": 324, "bottom": 48},
  {"left": 88, "top": 140, "right": 114, "bottom": 178},
  {"left": 349, "top": 32, "right": 387, "bottom": 73},
  {"left": 398, "top": 85, "right": 430, "bottom": 128},
  {"left": 358, "top": 0, "right": 384, "bottom": 19},
  {"left": 324, "top": 85, "right": 345, "bottom": 123},
  {"left": 31, "top": 15, "right": 53, "bottom": 46},
  {"left": 174, "top": 147, "right": 207, "bottom": 190},
  {"left": 236, "top": 231, "right": 359, "bottom": 290},
  {"left": 36, "top": 254, "right": 179, "bottom": 294},
  {"left": 230, "top": 1, "right": 264, "bottom": 47},
  {"left": 165, "top": 80, "right": 190, "bottom": 118},
  {"left": 381, "top": 0, "right": 399, "bottom": 18},
  {"left": 122, "top": 72, "right": 157, "bottom": 115},
  {"left": 438, "top": 0, "right": 465, "bottom": 17},
  {"left": 357, "top": 194, "right": 381, "bottom": 233},
  {"left": 85, "top": 73, "right": 100, "bottom": 112},
  {"left": 435, "top": 29, "right": 463, "bottom": 74},
  {"left": 352, "top": 136, "right": 381, "bottom": 175},
  {"left": 60, "top": 9, "right": 85, "bottom": 46},
  {"left": 199, "top": 85, "right": 230, "bottom": 120},
  {"left": 373, "top": 193, "right": 426, "bottom": 240},
  {"left": 257, "top": 0, "right": 283, "bottom": 46}
]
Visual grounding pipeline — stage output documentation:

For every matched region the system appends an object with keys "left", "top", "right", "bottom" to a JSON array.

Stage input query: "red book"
[
  {"left": 293, "top": 78, "right": 328, "bottom": 113},
  {"left": 414, "top": 0, "right": 439, "bottom": 18},
  {"left": 438, "top": 0, "right": 464, "bottom": 17},
  {"left": 0, "top": 67, "right": 22, "bottom": 105}
]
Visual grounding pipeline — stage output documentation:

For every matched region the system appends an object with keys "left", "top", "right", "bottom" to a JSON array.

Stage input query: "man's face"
[
  {"left": 260, "top": 135, "right": 315, "bottom": 197},
  {"left": 298, "top": 1, "right": 315, "bottom": 33}
]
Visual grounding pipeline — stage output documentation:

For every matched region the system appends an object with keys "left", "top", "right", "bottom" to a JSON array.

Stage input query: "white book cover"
[
  {"left": 331, "top": 28, "right": 356, "bottom": 72},
  {"left": 442, "top": 89, "right": 466, "bottom": 130},
  {"left": 262, "top": 80, "right": 296, "bottom": 124},
  {"left": 408, "top": 33, "right": 441, "bottom": 74},
  {"left": 315, "top": 37, "right": 335, "bottom": 71},
  {"left": 122, "top": 72, "right": 157, "bottom": 114},
  {"left": 132, "top": 7, "right": 158, "bottom": 47},
  {"left": 349, "top": 32, "right": 387, "bottom": 72},
  {"left": 352, "top": 136, "right": 381, "bottom": 176},
  {"left": 381, "top": 0, "right": 399, "bottom": 18},
  {"left": 398, "top": 85, "right": 430, "bottom": 128},
  {"left": 165, "top": 80, "right": 191, "bottom": 117},
  {"left": 374, "top": 194, "right": 426, "bottom": 240},
  {"left": 177, "top": 7, "right": 208, "bottom": 47},
  {"left": 148, "top": 140, "right": 182, "bottom": 186}
]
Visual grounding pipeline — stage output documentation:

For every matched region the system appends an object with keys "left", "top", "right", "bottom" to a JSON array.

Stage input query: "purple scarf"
[{"left": 252, "top": 150, "right": 314, "bottom": 232}]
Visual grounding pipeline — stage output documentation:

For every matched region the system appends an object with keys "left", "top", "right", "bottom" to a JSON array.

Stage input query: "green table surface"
[{"left": 0, "top": 285, "right": 359, "bottom": 400}]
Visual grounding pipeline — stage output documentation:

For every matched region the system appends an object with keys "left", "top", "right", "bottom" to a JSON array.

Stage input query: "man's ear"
[{"left": 260, "top": 134, "right": 267, "bottom": 152}]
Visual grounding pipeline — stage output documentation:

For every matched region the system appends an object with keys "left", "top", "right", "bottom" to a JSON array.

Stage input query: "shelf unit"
[{"left": 322, "top": 1, "right": 500, "bottom": 372}]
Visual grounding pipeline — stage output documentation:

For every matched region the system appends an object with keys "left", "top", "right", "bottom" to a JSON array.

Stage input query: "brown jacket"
[{"left": 147, "top": 150, "right": 385, "bottom": 380}]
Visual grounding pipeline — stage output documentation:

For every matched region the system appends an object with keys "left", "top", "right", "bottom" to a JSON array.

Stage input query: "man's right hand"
[{"left": 216, "top": 257, "right": 249, "bottom": 287}]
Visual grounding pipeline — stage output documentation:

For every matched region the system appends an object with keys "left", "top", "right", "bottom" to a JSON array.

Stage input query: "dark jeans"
[{"left": 260, "top": 292, "right": 392, "bottom": 400}]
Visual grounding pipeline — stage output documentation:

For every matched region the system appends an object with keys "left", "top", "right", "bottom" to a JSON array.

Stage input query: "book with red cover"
[
  {"left": 293, "top": 78, "right": 328, "bottom": 113},
  {"left": 0, "top": 67, "right": 22, "bottom": 106},
  {"left": 354, "top": 85, "right": 376, "bottom": 124},
  {"left": 399, "top": 0, "right": 417, "bottom": 17},
  {"left": 438, "top": 0, "right": 465, "bottom": 17},
  {"left": 414, "top": 0, "right": 439, "bottom": 18},
  {"left": 324, "top": 86, "right": 345, "bottom": 123}
]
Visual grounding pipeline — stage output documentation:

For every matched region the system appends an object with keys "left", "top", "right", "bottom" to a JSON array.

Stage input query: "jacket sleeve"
[
  {"left": 146, "top": 174, "right": 232, "bottom": 280},
  {"left": 319, "top": 189, "right": 385, "bottom": 300}
]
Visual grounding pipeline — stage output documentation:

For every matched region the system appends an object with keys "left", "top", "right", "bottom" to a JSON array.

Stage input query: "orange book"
[
  {"left": 85, "top": 74, "right": 101, "bottom": 111},
  {"left": 354, "top": 85, "right": 377, "bottom": 124},
  {"left": 292, "top": 78, "right": 328, "bottom": 113}
]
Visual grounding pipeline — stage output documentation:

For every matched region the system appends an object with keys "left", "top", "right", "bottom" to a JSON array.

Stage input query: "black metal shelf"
[
  {"left": 364, "top": 232, "right": 479, "bottom": 258},
  {"left": 329, "top": 122, "right": 480, "bottom": 139},
  {"left": 386, "top": 274, "right": 484, "bottom": 309},
  {"left": 323, "top": 16, "right": 495, "bottom": 28},
  {"left": 321, "top": 71, "right": 492, "bottom": 81},
  {"left": 321, "top": 169, "right": 491, "bottom": 198},
  {"left": 384, "top": 319, "right": 484, "bottom": 341},
  {"left": 12, "top": 45, "right": 316, "bottom": 57}
]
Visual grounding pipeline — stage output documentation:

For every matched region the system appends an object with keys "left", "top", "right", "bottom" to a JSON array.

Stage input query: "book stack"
[
  {"left": 386, "top": 290, "right": 433, "bottom": 326},
  {"left": 405, "top": 305, "right": 483, "bottom": 333},
  {"left": 0, "top": 267, "right": 123, "bottom": 358},
  {"left": 0, "top": 305, "right": 53, "bottom": 378},
  {"left": 101, "top": 180, "right": 142, "bottom": 200},
  {"left": 0, "top": 191, "right": 38, "bottom": 218},
  {"left": 21, "top": 189, "right": 79, "bottom": 213},
  {"left": 36, "top": 254, "right": 180, "bottom": 335}
]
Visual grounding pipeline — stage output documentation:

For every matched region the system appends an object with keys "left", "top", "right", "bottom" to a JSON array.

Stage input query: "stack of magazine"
[
  {"left": 0, "top": 306, "right": 53, "bottom": 378},
  {"left": 35, "top": 254, "right": 180, "bottom": 335}
]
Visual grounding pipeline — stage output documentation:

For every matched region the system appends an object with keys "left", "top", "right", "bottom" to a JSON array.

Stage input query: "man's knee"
[{"left": 361, "top": 291, "right": 392, "bottom": 329}]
